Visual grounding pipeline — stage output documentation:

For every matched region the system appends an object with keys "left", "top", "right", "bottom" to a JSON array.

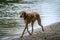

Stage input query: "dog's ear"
[
  {"left": 22, "top": 11, "right": 26, "bottom": 16},
  {"left": 20, "top": 11, "right": 26, "bottom": 15},
  {"left": 19, "top": 11, "right": 27, "bottom": 17},
  {"left": 19, "top": 11, "right": 26, "bottom": 14}
]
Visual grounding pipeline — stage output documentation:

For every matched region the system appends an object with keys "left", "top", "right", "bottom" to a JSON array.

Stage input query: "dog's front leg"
[
  {"left": 20, "top": 24, "right": 27, "bottom": 38},
  {"left": 27, "top": 25, "right": 32, "bottom": 35}
]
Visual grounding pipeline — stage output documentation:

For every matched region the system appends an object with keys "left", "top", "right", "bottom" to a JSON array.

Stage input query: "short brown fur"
[{"left": 19, "top": 11, "right": 44, "bottom": 38}]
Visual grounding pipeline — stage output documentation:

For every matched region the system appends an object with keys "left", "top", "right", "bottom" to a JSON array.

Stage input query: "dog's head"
[{"left": 19, "top": 11, "right": 27, "bottom": 18}]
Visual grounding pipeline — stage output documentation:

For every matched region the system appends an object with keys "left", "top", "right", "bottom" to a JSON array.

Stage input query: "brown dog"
[{"left": 19, "top": 11, "right": 44, "bottom": 38}]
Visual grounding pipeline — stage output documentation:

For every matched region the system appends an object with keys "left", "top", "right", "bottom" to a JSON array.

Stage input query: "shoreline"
[{"left": 13, "top": 22, "right": 60, "bottom": 40}]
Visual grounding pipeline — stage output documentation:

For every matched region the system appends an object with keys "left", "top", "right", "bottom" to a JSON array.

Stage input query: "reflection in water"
[{"left": 0, "top": 0, "right": 60, "bottom": 40}]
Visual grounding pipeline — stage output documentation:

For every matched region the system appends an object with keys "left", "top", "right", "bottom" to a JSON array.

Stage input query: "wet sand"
[{"left": 13, "top": 22, "right": 60, "bottom": 40}]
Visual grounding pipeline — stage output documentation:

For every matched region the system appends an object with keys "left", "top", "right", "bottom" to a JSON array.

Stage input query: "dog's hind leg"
[
  {"left": 36, "top": 16, "right": 44, "bottom": 31},
  {"left": 37, "top": 20, "right": 44, "bottom": 31},
  {"left": 40, "top": 24, "right": 44, "bottom": 32},
  {"left": 31, "top": 20, "right": 35, "bottom": 34}
]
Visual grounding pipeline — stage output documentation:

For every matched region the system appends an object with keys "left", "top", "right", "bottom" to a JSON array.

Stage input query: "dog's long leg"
[
  {"left": 37, "top": 20, "right": 44, "bottom": 31},
  {"left": 27, "top": 26, "right": 32, "bottom": 35},
  {"left": 36, "top": 15, "right": 44, "bottom": 32},
  {"left": 40, "top": 25, "right": 44, "bottom": 31},
  {"left": 39, "top": 23, "right": 44, "bottom": 31},
  {"left": 31, "top": 21, "right": 35, "bottom": 34},
  {"left": 20, "top": 24, "right": 27, "bottom": 38}
]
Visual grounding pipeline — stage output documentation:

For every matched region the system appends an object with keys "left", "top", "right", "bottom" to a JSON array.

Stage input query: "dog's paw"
[
  {"left": 42, "top": 29, "right": 44, "bottom": 32},
  {"left": 29, "top": 33, "right": 32, "bottom": 35},
  {"left": 20, "top": 36, "right": 23, "bottom": 38}
]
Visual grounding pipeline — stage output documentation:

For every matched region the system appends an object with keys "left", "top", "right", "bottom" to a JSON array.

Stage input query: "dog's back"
[
  {"left": 25, "top": 12, "right": 41, "bottom": 24},
  {"left": 27, "top": 12, "right": 40, "bottom": 18}
]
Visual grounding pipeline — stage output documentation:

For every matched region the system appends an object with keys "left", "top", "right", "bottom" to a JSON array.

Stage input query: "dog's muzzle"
[
  {"left": 20, "top": 15, "right": 22, "bottom": 18},
  {"left": 20, "top": 15, "right": 24, "bottom": 18}
]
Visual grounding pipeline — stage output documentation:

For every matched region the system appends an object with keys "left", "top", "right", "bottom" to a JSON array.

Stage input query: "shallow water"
[{"left": 0, "top": 0, "right": 60, "bottom": 40}]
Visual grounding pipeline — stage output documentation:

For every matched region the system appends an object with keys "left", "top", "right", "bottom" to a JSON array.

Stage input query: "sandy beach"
[{"left": 13, "top": 22, "right": 60, "bottom": 40}]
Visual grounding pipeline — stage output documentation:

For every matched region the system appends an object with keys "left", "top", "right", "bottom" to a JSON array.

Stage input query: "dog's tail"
[{"left": 36, "top": 14, "right": 41, "bottom": 25}]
